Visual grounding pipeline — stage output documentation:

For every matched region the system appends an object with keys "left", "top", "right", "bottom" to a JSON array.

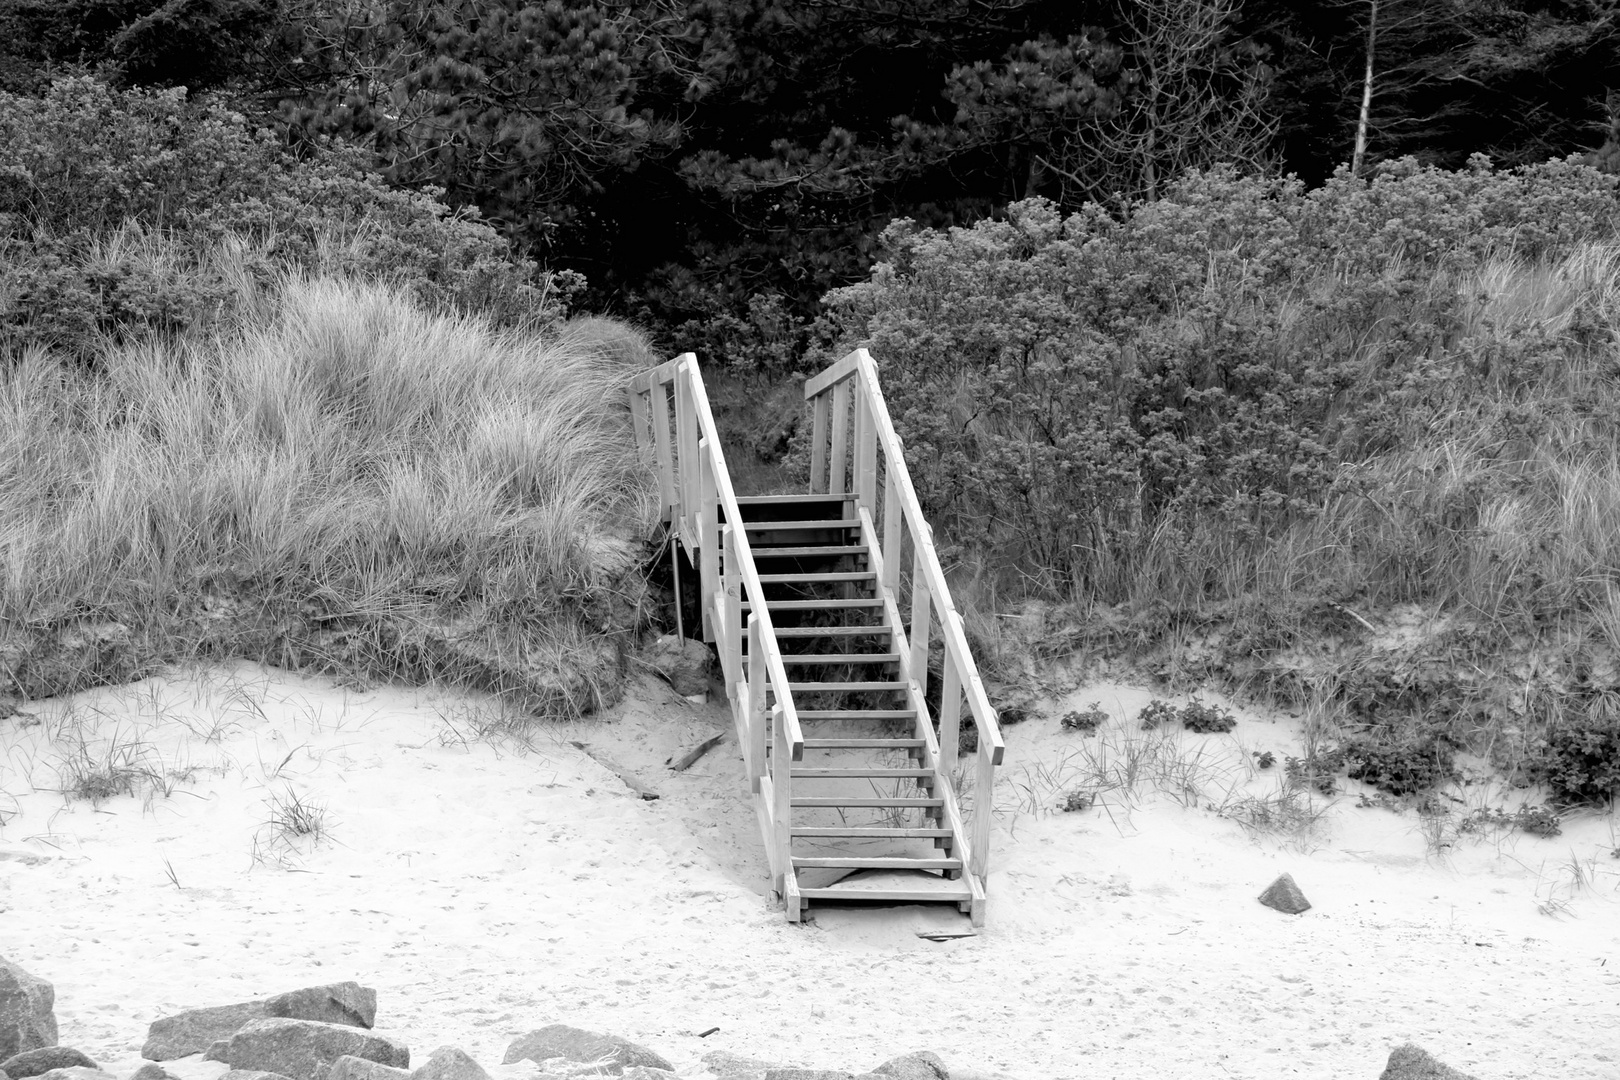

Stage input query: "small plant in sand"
[
  {"left": 1285, "top": 747, "right": 1347, "bottom": 795},
  {"left": 1058, "top": 789, "right": 1095, "bottom": 812},
  {"left": 252, "top": 786, "right": 333, "bottom": 869},
  {"left": 54, "top": 729, "right": 164, "bottom": 804},
  {"left": 1137, "top": 699, "right": 1178, "bottom": 730},
  {"left": 1179, "top": 699, "right": 1236, "bottom": 734},
  {"left": 1457, "top": 804, "right": 1563, "bottom": 839},
  {"left": 1060, "top": 703, "right": 1108, "bottom": 734}
]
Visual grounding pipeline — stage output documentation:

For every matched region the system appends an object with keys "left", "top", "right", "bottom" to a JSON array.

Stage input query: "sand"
[{"left": 1, "top": 664, "right": 1617, "bottom": 1080}]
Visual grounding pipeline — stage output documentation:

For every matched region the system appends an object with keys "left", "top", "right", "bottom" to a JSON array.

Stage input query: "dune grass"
[{"left": 0, "top": 266, "right": 659, "bottom": 714}]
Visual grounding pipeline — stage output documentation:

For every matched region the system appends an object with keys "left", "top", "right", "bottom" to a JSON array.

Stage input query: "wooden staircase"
[{"left": 627, "top": 350, "right": 1004, "bottom": 926}]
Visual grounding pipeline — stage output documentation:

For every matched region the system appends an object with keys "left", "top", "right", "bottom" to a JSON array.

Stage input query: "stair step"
[
  {"left": 775, "top": 681, "right": 906, "bottom": 693},
  {"left": 778, "top": 653, "right": 900, "bottom": 665},
  {"left": 791, "top": 796, "right": 942, "bottom": 807},
  {"left": 773, "top": 625, "right": 895, "bottom": 638},
  {"left": 796, "top": 884, "right": 973, "bottom": 902},
  {"left": 797, "top": 709, "right": 917, "bottom": 720},
  {"left": 742, "top": 518, "right": 859, "bottom": 532},
  {"left": 735, "top": 493, "right": 852, "bottom": 504},
  {"left": 789, "top": 767, "right": 932, "bottom": 779},
  {"left": 741, "top": 598, "right": 884, "bottom": 612},
  {"left": 792, "top": 856, "right": 962, "bottom": 870},
  {"left": 802, "top": 738, "right": 924, "bottom": 749},
  {"left": 791, "top": 826, "right": 951, "bottom": 838},
  {"left": 756, "top": 571, "right": 876, "bottom": 585},
  {"left": 751, "top": 545, "right": 869, "bottom": 558}
]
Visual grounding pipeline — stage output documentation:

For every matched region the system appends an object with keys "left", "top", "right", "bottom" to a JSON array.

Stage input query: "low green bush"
[
  {"left": 0, "top": 77, "right": 576, "bottom": 361},
  {"left": 1536, "top": 713, "right": 1620, "bottom": 806},
  {"left": 1344, "top": 736, "right": 1457, "bottom": 796}
]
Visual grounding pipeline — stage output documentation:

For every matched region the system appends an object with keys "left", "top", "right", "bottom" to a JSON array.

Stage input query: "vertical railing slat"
[
  {"left": 829, "top": 379, "right": 851, "bottom": 497},
  {"left": 810, "top": 392, "right": 830, "bottom": 493},
  {"left": 882, "top": 455, "right": 902, "bottom": 594},
  {"left": 699, "top": 441, "right": 719, "bottom": 642},
  {"left": 909, "top": 546, "right": 931, "bottom": 700},
  {"left": 772, "top": 704, "right": 792, "bottom": 895},
  {"left": 972, "top": 743, "right": 995, "bottom": 880},
  {"left": 939, "top": 651, "right": 962, "bottom": 764},
  {"left": 747, "top": 615, "right": 766, "bottom": 791},
  {"left": 650, "top": 380, "right": 675, "bottom": 519}
]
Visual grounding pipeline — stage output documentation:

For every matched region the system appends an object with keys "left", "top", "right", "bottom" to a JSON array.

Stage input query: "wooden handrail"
[
  {"left": 627, "top": 355, "right": 805, "bottom": 762},
  {"left": 804, "top": 348, "right": 1004, "bottom": 878}
]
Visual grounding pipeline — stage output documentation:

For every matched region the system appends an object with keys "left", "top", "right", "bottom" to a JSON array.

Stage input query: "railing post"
[
  {"left": 747, "top": 616, "right": 766, "bottom": 792},
  {"left": 649, "top": 380, "right": 675, "bottom": 520},
  {"left": 909, "top": 546, "right": 931, "bottom": 700},
  {"left": 829, "top": 378, "right": 851, "bottom": 496},
  {"left": 675, "top": 359, "right": 701, "bottom": 530},
  {"left": 722, "top": 524, "right": 743, "bottom": 685},
  {"left": 699, "top": 439, "right": 719, "bottom": 642},
  {"left": 939, "top": 650, "right": 962, "bottom": 762},
  {"left": 881, "top": 453, "right": 902, "bottom": 594},
  {"left": 772, "top": 703, "right": 792, "bottom": 895},
  {"left": 854, "top": 384, "right": 877, "bottom": 511},
  {"left": 809, "top": 392, "right": 830, "bottom": 493},
  {"left": 972, "top": 740, "right": 995, "bottom": 881}
]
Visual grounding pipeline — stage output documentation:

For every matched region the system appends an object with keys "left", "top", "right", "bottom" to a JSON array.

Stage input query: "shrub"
[
  {"left": 824, "top": 160, "right": 1620, "bottom": 602},
  {"left": 0, "top": 77, "right": 575, "bottom": 360},
  {"left": 1060, "top": 702, "right": 1108, "bottom": 733},
  {"left": 1059, "top": 789, "right": 1094, "bottom": 812},
  {"left": 1344, "top": 736, "right": 1457, "bottom": 796},
  {"left": 1536, "top": 713, "right": 1620, "bottom": 806},
  {"left": 1285, "top": 747, "right": 1347, "bottom": 795},
  {"left": 1180, "top": 699, "right": 1237, "bottom": 734},
  {"left": 1138, "top": 699, "right": 1178, "bottom": 730}
]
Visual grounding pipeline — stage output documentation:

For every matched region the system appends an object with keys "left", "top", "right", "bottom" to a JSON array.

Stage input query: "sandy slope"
[{"left": 1, "top": 664, "right": 1617, "bottom": 1080}]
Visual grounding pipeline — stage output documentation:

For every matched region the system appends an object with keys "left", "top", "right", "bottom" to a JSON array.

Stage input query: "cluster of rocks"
[{"left": 0, "top": 957, "right": 1483, "bottom": 1080}]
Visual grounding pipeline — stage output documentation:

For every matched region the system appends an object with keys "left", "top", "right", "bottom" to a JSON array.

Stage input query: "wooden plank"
[
  {"left": 783, "top": 864, "right": 803, "bottom": 922},
  {"left": 649, "top": 379, "right": 675, "bottom": 518},
  {"left": 971, "top": 739, "right": 996, "bottom": 881},
  {"left": 829, "top": 378, "right": 851, "bottom": 497},
  {"left": 801, "top": 738, "right": 923, "bottom": 749},
  {"left": 909, "top": 545, "right": 932, "bottom": 700},
  {"left": 773, "top": 702, "right": 793, "bottom": 892},
  {"left": 792, "top": 796, "right": 941, "bottom": 808},
  {"left": 741, "top": 517, "right": 859, "bottom": 531},
  {"left": 777, "top": 653, "right": 901, "bottom": 665},
  {"left": 756, "top": 571, "right": 875, "bottom": 584},
  {"left": 803, "top": 350, "right": 864, "bottom": 396},
  {"left": 796, "top": 708, "right": 916, "bottom": 720},
  {"left": 798, "top": 885, "right": 972, "bottom": 902},
  {"left": 778, "top": 680, "right": 906, "bottom": 693},
  {"left": 699, "top": 442, "right": 719, "bottom": 642},
  {"left": 791, "top": 827, "right": 950, "bottom": 838},
  {"left": 750, "top": 544, "right": 869, "bottom": 558},
  {"left": 881, "top": 451, "right": 902, "bottom": 594},
  {"left": 721, "top": 525, "right": 742, "bottom": 678},
  {"left": 939, "top": 652, "right": 962, "bottom": 762},
  {"left": 740, "top": 598, "right": 884, "bottom": 611},
  {"left": 570, "top": 742, "right": 660, "bottom": 800},
  {"left": 734, "top": 493, "right": 852, "bottom": 505},
  {"left": 669, "top": 732, "right": 726, "bottom": 772},
  {"left": 854, "top": 384, "right": 877, "bottom": 510},
  {"left": 809, "top": 392, "right": 830, "bottom": 492},
  {"left": 793, "top": 856, "right": 961, "bottom": 870},
  {"left": 747, "top": 617, "right": 767, "bottom": 790},
  {"left": 774, "top": 625, "right": 895, "bottom": 638},
  {"left": 789, "top": 767, "right": 931, "bottom": 779},
  {"left": 627, "top": 386, "right": 652, "bottom": 457},
  {"left": 756, "top": 773, "right": 779, "bottom": 883}
]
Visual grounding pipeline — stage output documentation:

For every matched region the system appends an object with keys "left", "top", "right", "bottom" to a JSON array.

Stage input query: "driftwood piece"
[
  {"left": 668, "top": 732, "right": 726, "bottom": 772},
  {"left": 570, "top": 742, "right": 660, "bottom": 800}
]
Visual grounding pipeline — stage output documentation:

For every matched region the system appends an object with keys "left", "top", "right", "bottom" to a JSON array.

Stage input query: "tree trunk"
[{"left": 1352, "top": 0, "right": 1377, "bottom": 177}]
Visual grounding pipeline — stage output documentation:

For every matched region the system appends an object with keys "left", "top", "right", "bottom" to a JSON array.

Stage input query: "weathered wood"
[
  {"left": 669, "top": 732, "right": 727, "bottom": 772},
  {"left": 699, "top": 440, "right": 719, "bottom": 642},
  {"left": 570, "top": 742, "right": 660, "bottom": 800},
  {"left": 881, "top": 453, "right": 902, "bottom": 594},
  {"left": 909, "top": 545, "right": 932, "bottom": 700},
  {"left": 747, "top": 616, "right": 767, "bottom": 790},
  {"left": 829, "top": 378, "right": 851, "bottom": 496},
  {"left": 772, "top": 703, "right": 793, "bottom": 897},
  {"left": 803, "top": 350, "right": 864, "bottom": 396},
  {"left": 939, "top": 651, "right": 962, "bottom": 762},
  {"left": 649, "top": 379, "right": 675, "bottom": 518},
  {"left": 971, "top": 739, "right": 996, "bottom": 881},
  {"left": 809, "top": 393, "right": 830, "bottom": 493}
]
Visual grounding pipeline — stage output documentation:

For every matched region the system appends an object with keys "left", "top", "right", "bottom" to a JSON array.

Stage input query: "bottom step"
[{"left": 796, "top": 884, "right": 973, "bottom": 902}]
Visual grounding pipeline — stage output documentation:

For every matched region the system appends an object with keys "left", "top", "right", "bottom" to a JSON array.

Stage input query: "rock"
[
  {"left": 328, "top": 1057, "right": 409, "bottom": 1080},
  {"left": 871, "top": 1053, "right": 949, "bottom": 1080},
  {"left": 1378, "top": 1045, "right": 1479, "bottom": 1080},
  {"left": 621, "top": 1071, "right": 680, "bottom": 1080},
  {"left": 644, "top": 634, "right": 713, "bottom": 697},
  {"left": 702, "top": 1050, "right": 774, "bottom": 1078},
  {"left": 209, "top": 1019, "right": 409, "bottom": 1080},
  {"left": 408, "top": 1049, "right": 488, "bottom": 1080},
  {"left": 1258, "top": 872, "right": 1311, "bottom": 915},
  {"left": 763, "top": 1071, "right": 854, "bottom": 1080},
  {"left": 502, "top": 1027, "right": 672, "bottom": 1075},
  {"left": 127, "top": 1065, "right": 181, "bottom": 1080},
  {"left": 142, "top": 1002, "right": 269, "bottom": 1060},
  {"left": 265, "top": 984, "right": 377, "bottom": 1030},
  {"left": 0, "top": 960, "right": 56, "bottom": 1060},
  {"left": 0, "top": 1048, "right": 99, "bottom": 1079},
  {"left": 35, "top": 1070, "right": 115, "bottom": 1080},
  {"left": 219, "top": 1073, "right": 297, "bottom": 1080}
]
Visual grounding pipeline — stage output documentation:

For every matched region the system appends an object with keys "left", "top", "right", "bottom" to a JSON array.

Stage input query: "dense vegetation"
[{"left": 1, "top": 1, "right": 1617, "bottom": 803}]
